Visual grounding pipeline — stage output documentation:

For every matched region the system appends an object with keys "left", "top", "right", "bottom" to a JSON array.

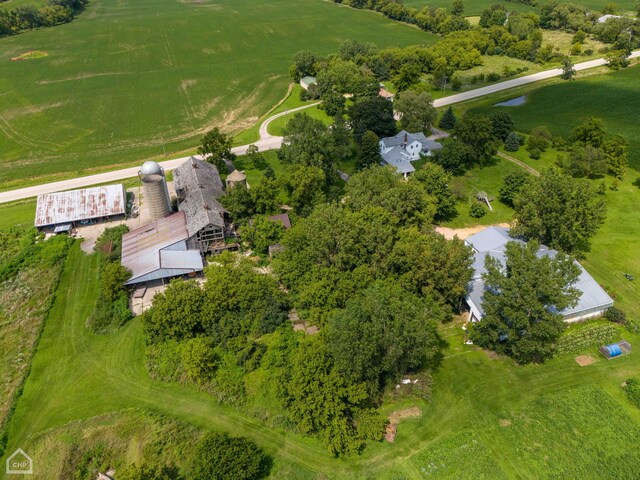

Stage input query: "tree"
[
  {"left": 504, "top": 131, "right": 520, "bottom": 152},
  {"left": 605, "top": 49, "right": 630, "bottom": 70},
  {"left": 357, "top": 130, "right": 382, "bottom": 170},
  {"left": 326, "top": 282, "right": 443, "bottom": 397},
  {"left": 526, "top": 126, "right": 552, "bottom": 154},
  {"left": 344, "top": 166, "right": 436, "bottom": 228},
  {"left": 471, "top": 241, "right": 581, "bottom": 364},
  {"left": 411, "top": 163, "right": 457, "bottom": 220},
  {"left": 282, "top": 337, "right": 385, "bottom": 456},
  {"left": 383, "top": 227, "right": 473, "bottom": 309},
  {"left": 280, "top": 113, "right": 341, "bottom": 182},
  {"left": 246, "top": 144, "right": 266, "bottom": 170},
  {"left": 432, "top": 139, "right": 474, "bottom": 174},
  {"left": 348, "top": 96, "right": 396, "bottom": 143},
  {"left": 284, "top": 165, "right": 326, "bottom": 216},
  {"left": 438, "top": 106, "right": 457, "bottom": 130},
  {"left": 192, "top": 432, "right": 271, "bottom": 480},
  {"left": 454, "top": 113, "right": 498, "bottom": 166},
  {"left": 321, "top": 88, "right": 346, "bottom": 117},
  {"left": 143, "top": 280, "right": 206, "bottom": 344},
  {"left": 100, "top": 262, "right": 131, "bottom": 302},
  {"left": 570, "top": 117, "right": 606, "bottom": 147},
  {"left": 240, "top": 216, "right": 286, "bottom": 254},
  {"left": 561, "top": 56, "right": 577, "bottom": 81},
  {"left": 198, "top": 128, "right": 235, "bottom": 172},
  {"left": 563, "top": 144, "right": 608, "bottom": 178},
  {"left": 250, "top": 177, "right": 280, "bottom": 215},
  {"left": 603, "top": 134, "right": 628, "bottom": 179},
  {"left": 498, "top": 171, "right": 530, "bottom": 207},
  {"left": 512, "top": 168, "right": 607, "bottom": 254},
  {"left": 220, "top": 184, "right": 255, "bottom": 222},
  {"left": 451, "top": 0, "right": 464, "bottom": 16},
  {"left": 393, "top": 63, "right": 421, "bottom": 92},
  {"left": 394, "top": 91, "right": 437, "bottom": 133},
  {"left": 489, "top": 111, "right": 515, "bottom": 141},
  {"left": 289, "top": 50, "right": 318, "bottom": 82}
]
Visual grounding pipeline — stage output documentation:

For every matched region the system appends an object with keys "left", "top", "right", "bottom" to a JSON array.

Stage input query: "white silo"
[{"left": 139, "top": 161, "right": 171, "bottom": 220}]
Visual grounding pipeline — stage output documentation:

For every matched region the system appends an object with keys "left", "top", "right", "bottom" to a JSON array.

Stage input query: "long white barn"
[{"left": 465, "top": 227, "right": 614, "bottom": 324}]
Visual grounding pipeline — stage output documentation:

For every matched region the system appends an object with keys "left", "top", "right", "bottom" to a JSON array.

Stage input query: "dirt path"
[
  {"left": 497, "top": 152, "right": 540, "bottom": 176},
  {"left": 436, "top": 222, "right": 510, "bottom": 241}
]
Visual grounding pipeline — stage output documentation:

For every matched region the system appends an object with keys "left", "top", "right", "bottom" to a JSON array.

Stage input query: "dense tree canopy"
[
  {"left": 326, "top": 282, "right": 443, "bottom": 397},
  {"left": 411, "top": 163, "right": 457, "bottom": 220},
  {"left": 471, "top": 241, "right": 581, "bottom": 364},
  {"left": 512, "top": 168, "right": 607, "bottom": 254}
]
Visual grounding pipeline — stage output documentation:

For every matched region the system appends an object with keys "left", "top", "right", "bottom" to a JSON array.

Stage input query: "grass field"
[
  {"left": 3, "top": 244, "right": 640, "bottom": 478},
  {"left": 0, "top": 0, "right": 434, "bottom": 190}
]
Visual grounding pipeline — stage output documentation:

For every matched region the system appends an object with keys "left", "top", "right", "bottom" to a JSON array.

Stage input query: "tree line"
[{"left": 0, "top": 0, "right": 88, "bottom": 37}]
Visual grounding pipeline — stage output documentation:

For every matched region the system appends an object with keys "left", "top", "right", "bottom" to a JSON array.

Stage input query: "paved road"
[
  {"left": 2, "top": 50, "right": 638, "bottom": 204},
  {"left": 433, "top": 50, "right": 640, "bottom": 108}
]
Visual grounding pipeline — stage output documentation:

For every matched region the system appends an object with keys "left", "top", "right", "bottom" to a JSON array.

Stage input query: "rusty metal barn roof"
[
  {"left": 35, "top": 184, "right": 126, "bottom": 227},
  {"left": 121, "top": 212, "right": 193, "bottom": 282}
]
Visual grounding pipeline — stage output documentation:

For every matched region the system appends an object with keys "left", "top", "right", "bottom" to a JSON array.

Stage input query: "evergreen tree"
[
  {"left": 504, "top": 131, "right": 520, "bottom": 152},
  {"left": 438, "top": 106, "right": 457, "bottom": 130}
]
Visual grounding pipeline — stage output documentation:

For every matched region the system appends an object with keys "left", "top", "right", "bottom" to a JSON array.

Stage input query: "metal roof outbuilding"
[{"left": 35, "top": 184, "right": 126, "bottom": 228}]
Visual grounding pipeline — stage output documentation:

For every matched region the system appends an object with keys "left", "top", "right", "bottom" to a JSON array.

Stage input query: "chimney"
[{"left": 403, "top": 132, "right": 408, "bottom": 147}]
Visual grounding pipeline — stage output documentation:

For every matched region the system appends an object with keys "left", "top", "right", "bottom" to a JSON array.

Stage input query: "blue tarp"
[{"left": 605, "top": 344, "right": 623, "bottom": 357}]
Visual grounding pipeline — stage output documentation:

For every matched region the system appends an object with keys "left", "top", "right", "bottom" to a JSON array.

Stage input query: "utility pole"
[{"left": 442, "top": 75, "right": 448, "bottom": 92}]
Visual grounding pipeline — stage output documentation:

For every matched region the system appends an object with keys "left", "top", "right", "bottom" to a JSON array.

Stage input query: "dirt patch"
[
  {"left": 436, "top": 223, "right": 510, "bottom": 241},
  {"left": 575, "top": 355, "right": 596, "bottom": 367},
  {"left": 485, "top": 350, "right": 500, "bottom": 360},
  {"left": 499, "top": 419, "right": 512, "bottom": 427},
  {"left": 11, "top": 51, "right": 48, "bottom": 61},
  {"left": 385, "top": 406, "right": 421, "bottom": 443}
]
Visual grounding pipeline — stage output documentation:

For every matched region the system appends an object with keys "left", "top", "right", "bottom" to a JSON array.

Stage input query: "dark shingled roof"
[{"left": 173, "top": 157, "right": 227, "bottom": 236}]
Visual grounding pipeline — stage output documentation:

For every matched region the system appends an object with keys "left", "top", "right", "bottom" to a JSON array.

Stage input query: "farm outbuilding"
[
  {"left": 465, "top": 227, "right": 614, "bottom": 324},
  {"left": 173, "top": 156, "right": 234, "bottom": 254},
  {"left": 35, "top": 184, "right": 126, "bottom": 231},
  {"left": 121, "top": 211, "right": 203, "bottom": 286}
]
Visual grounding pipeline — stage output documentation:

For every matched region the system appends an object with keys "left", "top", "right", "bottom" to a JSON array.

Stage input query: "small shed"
[
  {"left": 226, "top": 169, "right": 247, "bottom": 189},
  {"left": 600, "top": 340, "right": 631, "bottom": 359},
  {"left": 300, "top": 76, "right": 317, "bottom": 91}
]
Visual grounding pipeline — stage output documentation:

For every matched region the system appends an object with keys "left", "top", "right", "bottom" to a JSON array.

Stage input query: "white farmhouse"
[{"left": 378, "top": 130, "right": 442, "bottom": 177}]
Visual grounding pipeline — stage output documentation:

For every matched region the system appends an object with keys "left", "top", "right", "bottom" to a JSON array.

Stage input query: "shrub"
[
  {"left": 469, "top": 203, "right": 486, "bottom": 218},
  {"left": 528, "top": 147, "right": 541, "bottom": 159},
  {"left": 191, "top": 432, "right": 271, "bottom": 480},
  {"left": 623, "top": 379, "right": 640, "bottom": 409},
  {"left": 605, "top": 306, "right": 627, "bottom": 325}
]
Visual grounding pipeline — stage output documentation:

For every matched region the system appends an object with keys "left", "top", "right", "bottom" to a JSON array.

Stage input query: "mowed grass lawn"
[
  {"left": 0, "top": 0, "right": 434, "bottom": 190},
  {"left": 4, "top": 244, "right": 640, "bottom": 478}
]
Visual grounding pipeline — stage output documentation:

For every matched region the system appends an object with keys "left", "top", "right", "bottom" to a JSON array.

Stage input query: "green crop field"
[
  {"left": 3, "top": 244, "right": 640, "bottom": 478},
  {"left": 0, "top": 0, "right": 434, "bottom": 190}
]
